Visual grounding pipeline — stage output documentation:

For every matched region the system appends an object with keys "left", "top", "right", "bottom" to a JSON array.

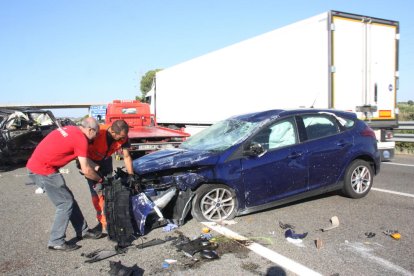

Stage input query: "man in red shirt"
[
  {"left": 85, "top": 119, "right": 134, "bottom": 233},
  {"left": 27, "top": 117, "right": 104, "bottom": 252}
]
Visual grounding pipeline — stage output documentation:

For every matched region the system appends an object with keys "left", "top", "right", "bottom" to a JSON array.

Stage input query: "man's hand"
[{"left": 127, "top": 174, "right": 142, "bottom": 193}]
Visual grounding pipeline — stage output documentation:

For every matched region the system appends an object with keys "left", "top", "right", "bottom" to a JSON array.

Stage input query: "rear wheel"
[
  {"left": 342, "top": 160, "right": 373, "bottom": 198},
  {"left": 191, "top": 184, "right": 238, "bottom": 222}
]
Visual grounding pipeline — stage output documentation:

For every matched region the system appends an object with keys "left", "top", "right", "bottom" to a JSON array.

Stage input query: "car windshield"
[{"left": 180, "top": 119, "right": 261, "bottom": 152}]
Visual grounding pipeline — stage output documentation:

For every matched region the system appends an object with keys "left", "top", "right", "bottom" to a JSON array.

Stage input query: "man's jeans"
[{"left": 29, "top": 171, "right": 88, "bottom": 247}]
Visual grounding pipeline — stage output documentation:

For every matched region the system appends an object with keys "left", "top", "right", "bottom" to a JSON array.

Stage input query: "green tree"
[
  {"left": 138, "top": 69, "right": 162, "bottom": 101},
  {"left": 408, "top": 100, "right": 413, "bottom": 106}
]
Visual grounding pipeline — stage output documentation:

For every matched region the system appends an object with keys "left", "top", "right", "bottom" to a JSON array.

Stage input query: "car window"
[
  {"left": 302, "top": 115, "right": 339, "bottom": 140},
  {"left": 252, "top": 119, "right": 297, "bottom": 150}
]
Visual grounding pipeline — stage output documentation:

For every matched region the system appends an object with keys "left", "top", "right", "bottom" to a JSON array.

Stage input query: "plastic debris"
[
  {"left": 200, "top": 249, "right": 219, "bottom": 260},
  {"left": 383, "top": 230, "right": 401, "bottom": 240},
  {"left": 391, "top": 233, "right": 401, "bottom": 240},
  {"left": 162, "top": 262, "right": 170, "bottom": 269},
  {"left": 164, "top": 259, "right": 177, "bottom": 264},
  {"left": 35, "top": 187, "right": 45, "bottom": 194},
  {"left": 83, "top": 248, "right": 127, "bottom": 263},
  {"left": 202, "top": 227, "right": 211, "bottom": 234},
  {"left": 321, "top": 216, "right": 339, "bottom": 231},
  {"left": 200, "top": 233, "right": 213, "bottom": 240},
  {"left": 285, "top": 229, "right": 308, "bottom": 239},
  {"left": 279, "top": 221, "right": 295, "bottom": 230},
  {"left": 286, "top": 237, "right": 303, "bottom": 244},
  {"left": 162, "top": 223, "right": 178, "bottom": 232},
  {"left": 365, "top": 232, "right": 376, "bottom": 238}
]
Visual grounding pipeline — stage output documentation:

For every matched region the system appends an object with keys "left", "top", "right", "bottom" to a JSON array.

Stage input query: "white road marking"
[
  {"left": 383, "top": 162, "right": 414, "bottom": 167},
  {"left": 372, "top": 188, "right": 414, "bottom": 198},
  {"left": 202, "top": 221, "right": 322, "bottom": 276},
  {"left": 344, "top": 242, "right": 412, "bottom": 276}
]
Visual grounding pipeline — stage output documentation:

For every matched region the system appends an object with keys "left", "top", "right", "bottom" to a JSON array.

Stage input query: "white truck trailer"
[{"left": 147, "top": 10, "right": 399, "bottom": 160}]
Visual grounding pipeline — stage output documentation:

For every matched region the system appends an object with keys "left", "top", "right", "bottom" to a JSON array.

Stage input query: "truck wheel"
[
  {"left": 191, "top": 184, "right": 237, "bottom": 222},
  {"left": 342, "top": 160, "right": 373, "bottom": 199}
]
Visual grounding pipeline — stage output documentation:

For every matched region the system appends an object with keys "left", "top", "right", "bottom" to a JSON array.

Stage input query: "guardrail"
[{"left": 389, "top": 121, "right": 414, "bottom": 143}]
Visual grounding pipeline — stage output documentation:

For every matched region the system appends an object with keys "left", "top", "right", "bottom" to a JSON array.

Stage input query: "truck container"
[
  {"left": 147, "top": 10, "right": 399, "bottom": 160},
  {"left": 105, "top": 100, "right": 189, "bottom": 157}
]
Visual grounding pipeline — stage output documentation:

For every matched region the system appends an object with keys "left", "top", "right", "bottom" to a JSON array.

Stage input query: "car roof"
[
  {"left": 232, "top": 108, "right": 357, "bottom": 122},
  {"left": 0, "top": 107, "right": 51, "bottom": 115}
]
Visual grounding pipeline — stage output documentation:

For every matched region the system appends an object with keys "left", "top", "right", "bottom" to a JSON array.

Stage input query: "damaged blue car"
[{"left": 132, "top": 109, "right": 380, "bottom": 222}]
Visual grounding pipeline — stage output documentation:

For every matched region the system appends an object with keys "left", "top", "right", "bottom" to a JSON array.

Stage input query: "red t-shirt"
[{"left": 27, "top": 126, "right": 88, "bottom": 175}]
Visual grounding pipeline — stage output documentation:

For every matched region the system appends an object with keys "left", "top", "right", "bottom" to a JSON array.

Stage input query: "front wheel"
[
  {"left": 342, "top": 160, "right": 374, "bottom": 199},
  {"left": 191, "top": 184, "right": 238, "bottom": 222}
]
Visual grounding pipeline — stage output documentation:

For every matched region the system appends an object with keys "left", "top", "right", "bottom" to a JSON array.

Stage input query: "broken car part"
[
  {"left": 136, "top": 236, "right": 177, "bottom": 249},
  {"left": 279, "top": 221, "right": 295, "bottom": 230},
  {"left": 174, "top": 235, "right": 219, "bottom": 257},
  {"left": 364, "top": 232, "right": 376, "bottom": 238},
  {"left": 83, "top": 247, "right": 127, "bottom": 263},
  {"left": 284, "top": 229, "right": 308, "bottom": 239}
]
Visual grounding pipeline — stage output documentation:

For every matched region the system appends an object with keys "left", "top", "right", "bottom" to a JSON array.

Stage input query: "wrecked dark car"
[
  {"left": 132, "top": 109, "right": 380, "bottom": 222},
  {"left": 0, "top": 108, "right": 58, "bottom": 168}
]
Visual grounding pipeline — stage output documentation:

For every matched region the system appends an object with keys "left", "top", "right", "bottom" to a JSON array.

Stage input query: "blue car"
[{"left": 133, "top": 109, "right": 380, "bottom": 222}]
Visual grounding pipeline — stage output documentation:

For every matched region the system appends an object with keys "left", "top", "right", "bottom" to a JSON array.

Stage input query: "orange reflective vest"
[{"left": 88, "top": 125, "right": 128, "bottom": 161}]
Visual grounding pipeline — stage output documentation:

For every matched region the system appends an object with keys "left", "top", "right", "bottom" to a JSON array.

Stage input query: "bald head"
[
  {"left": 80, "top": 117, "right": 99, "bottom": 140},
  {"left": 81, "top": 117, "right": 99, "bottom": 131}
]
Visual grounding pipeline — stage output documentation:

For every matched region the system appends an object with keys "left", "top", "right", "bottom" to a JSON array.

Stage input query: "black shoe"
[
  {"left": 48, "top": 242, "right": 81, "bottom": 252},
  {"left": 77, "top": 230, "right": 103, "bottom": 240}
]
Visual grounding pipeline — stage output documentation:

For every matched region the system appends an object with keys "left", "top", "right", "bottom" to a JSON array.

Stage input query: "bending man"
[{"left": 27, "top": 117, "right": 103, "bottom": 252}]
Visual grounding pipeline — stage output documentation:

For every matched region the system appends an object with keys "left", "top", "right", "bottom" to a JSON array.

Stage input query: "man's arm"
[
  {"left": 78, "top": 156, "right": 102, "bottom": 181},
  {"left": 122, "top": 148, "right": 134, "bottom": 175}
]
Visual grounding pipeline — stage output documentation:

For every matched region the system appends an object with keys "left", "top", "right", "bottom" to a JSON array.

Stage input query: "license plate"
[{"left": 138, "top": 144, "right": 159, "bottom": 150}]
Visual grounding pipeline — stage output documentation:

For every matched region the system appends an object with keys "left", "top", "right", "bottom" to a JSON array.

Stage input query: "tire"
[
  {"left": 191, "top": 184, "right": 238, "bottom": 222},
  {"left": 342, "top": 160, "right": 374, "bottom": 199}
]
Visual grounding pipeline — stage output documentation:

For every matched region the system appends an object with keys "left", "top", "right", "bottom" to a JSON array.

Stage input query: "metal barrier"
[{"left": 388, "top": 121, "right": 414, "bottom": 143}]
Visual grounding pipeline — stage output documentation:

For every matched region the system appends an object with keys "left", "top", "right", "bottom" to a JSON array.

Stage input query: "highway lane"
[{"left": 0, "top": 155, "right": 413, "bottom": 275}]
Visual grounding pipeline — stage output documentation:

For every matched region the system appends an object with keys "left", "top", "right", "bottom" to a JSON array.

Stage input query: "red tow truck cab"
[{"left": 105, "top": 100, "right": 190, "bottom": 157}]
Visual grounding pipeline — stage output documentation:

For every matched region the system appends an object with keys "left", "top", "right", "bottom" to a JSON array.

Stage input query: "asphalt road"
[{"left": 0, "top": 155, "right": 413, "bottom": 275}]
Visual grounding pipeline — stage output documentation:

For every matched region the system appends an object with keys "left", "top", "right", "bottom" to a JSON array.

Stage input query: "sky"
[{"left": 0, "top": 0, "right": 413, "bottom": 117}]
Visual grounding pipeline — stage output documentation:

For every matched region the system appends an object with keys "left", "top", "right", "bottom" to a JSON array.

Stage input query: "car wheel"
[
  {"left": 342, "top": 160, "right": 373, "bottom": 198},
  {"left": 191, "top": 184, "right": 238, "bottom": 222}
]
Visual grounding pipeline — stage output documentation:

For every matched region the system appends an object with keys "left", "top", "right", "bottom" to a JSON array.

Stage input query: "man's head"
[
  {"left": 80, "top": 117, "right": 99, "bottom": 140},
  {"left": 109, "top": 120, "right": 129, "bottom": 141}
]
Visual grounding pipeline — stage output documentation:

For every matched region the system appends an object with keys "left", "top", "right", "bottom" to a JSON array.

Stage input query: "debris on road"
[
  {"left": 321, "top": 216, "right": 340, "bottom": 231},
  {"left": 383, "top": 230, "right": 401, "bottom": 240},
  {"left": 279, "top": 221, "right": 295, "bottom": 230},
  {"left": 315, "top": 238, "right": 323, "bottom": 249},
  {"left": 108, "top": 260, "right": 144, "bottom": 276},
  {"left": 365, "top": 232, "right": 376, "bottom": 238}
]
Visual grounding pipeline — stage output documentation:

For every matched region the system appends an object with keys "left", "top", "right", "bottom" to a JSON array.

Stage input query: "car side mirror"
[{"left": 245, "top": 142, "right": 266, "bottom": 157}]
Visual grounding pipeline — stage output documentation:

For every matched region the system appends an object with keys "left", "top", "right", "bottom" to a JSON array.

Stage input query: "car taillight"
[{"left": 361, "top": 126, "right": 376, "bottom": 139}]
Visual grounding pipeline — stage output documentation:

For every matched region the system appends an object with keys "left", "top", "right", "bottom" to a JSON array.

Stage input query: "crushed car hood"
[{"left": 133, "top": 148, "right": 220, "bottom": 175}]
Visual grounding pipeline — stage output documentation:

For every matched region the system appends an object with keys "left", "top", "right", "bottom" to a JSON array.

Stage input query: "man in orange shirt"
[{"left": 85, "top": 119, "right": 134, "bottom": 233}]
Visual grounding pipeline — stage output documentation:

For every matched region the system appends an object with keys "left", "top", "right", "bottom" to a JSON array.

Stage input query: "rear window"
[{"left": 302, "top": 115, "right": 339, "bottom": 140}]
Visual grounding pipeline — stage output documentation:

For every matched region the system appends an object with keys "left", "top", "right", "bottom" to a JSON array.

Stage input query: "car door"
[
  {"left": 298, "top": 113, "right": 353, "bottom": 190},
  {"left": 241, "top": 117, "right": 309, "bottom": 207}
]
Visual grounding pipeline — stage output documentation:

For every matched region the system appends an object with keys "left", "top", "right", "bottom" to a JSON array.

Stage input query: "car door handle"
[{"left": 288, "top": 151, "right": 303, "bottom": 159}]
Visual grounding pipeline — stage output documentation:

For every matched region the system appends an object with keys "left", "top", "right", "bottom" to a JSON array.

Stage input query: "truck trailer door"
[{"left": 330, "top": 11, "right": 399, "bottom": 125}]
